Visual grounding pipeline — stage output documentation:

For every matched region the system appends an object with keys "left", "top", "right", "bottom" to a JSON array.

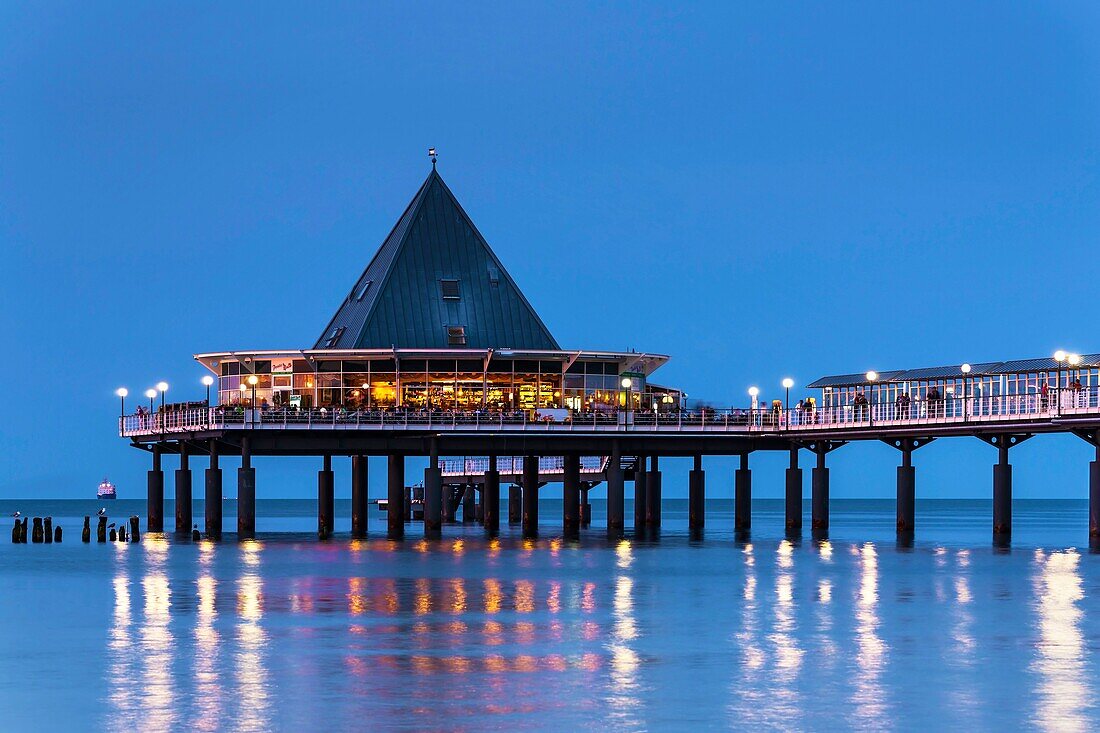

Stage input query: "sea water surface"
[{"left": 2, "top": 498, "right": 1099, "bottom": 731}]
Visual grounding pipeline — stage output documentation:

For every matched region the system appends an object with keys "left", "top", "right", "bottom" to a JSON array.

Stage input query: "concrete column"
[
  {"left": 442, "top": 483, "right": 457, "bottom": 524},
  {"left": 633, "top": 454, "right": 648, "bottom": 531},
  {"left": 688, "top": 455, "right": 705, "bottom": 531},
  {"left": 462, "top": 482, "right": 476, "bottom": 523},
  {"left": 403, "top": 485, "right": 412, "bottom": 521},
  {"left": 508, "top": 485, "right": 522, "bottom": 524},
  {"left": 351, "top": 455, "right": 368, "bottom": 539},
  {"left": 646, "top": 455, "right": 662, "bottom": 528},
  {"left": 205, "top": 440, "right": 222, "bottom": 540},
  {"left": 734, "top": 452, "right": 751, "bottom": 532},
  {"left": 387, "top": 454, "right": 404, "bottom": 539},
  {"left": 522, "top": 456, "right": 539, "bottom": 538},
  {"left": 425, "top": 441, "right": 442, "bottom": 538},
  {"left": 993, "top": 443, "right": 1011, "bottom": 538},
  {"left": 785, "top": 446, "right": 802, "bottom": 531},
  {"left": 1091, "top": 447, "right": 1100, "bottom": 545},
  {"left": 147, "top": 446, "right": 164, "bottom": 533},
  {"left": 175, "top": 444, "right": 193, "bottom": 534},
  {"left": 237, "top": 437, "right": 255, "bottom": 539},
  {"left": 811, "top": 447, "right": 829, "bottom": 531},
  {"left": 484, "top": 455, "right": 500, "bottom": 535},
  {"left": 897, "top": 447, "right": 915, "bottom": 533},
  {"left": 563, "top": 454, "right": 581, "bottom": 537},
  {"left": 318, "top": 454, "right": 334, "bottom": 540},
  {"left": 580, "top": 484, "right": 592, "bottom": 526},
  {"left": 607, "top": 443, "right": 625, "bottom": 537}
]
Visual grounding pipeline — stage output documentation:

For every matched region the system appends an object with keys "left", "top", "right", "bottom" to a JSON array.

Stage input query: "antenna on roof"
[{"left": 428, "top": 147, "right": 437, "bottom": 169}]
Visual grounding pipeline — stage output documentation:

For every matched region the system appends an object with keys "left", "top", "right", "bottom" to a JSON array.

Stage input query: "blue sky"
[{"left": 3, "top": 2, "right": 1100, "bottom": 500}]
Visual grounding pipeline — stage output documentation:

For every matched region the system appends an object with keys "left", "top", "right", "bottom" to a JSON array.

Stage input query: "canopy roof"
[
  {"left": 807, "top": 354, "right": 1100, "bottom": 388},
  {"left": 315, "top": 168, "right": 560, "bottom": 351}
]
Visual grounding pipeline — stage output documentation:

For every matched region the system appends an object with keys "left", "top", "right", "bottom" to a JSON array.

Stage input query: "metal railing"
[
  {"left": 438, "top": 456, "right": 608, "bottom": 477},
  {"left": 118, "top": 387, "right": 1100, "bottom": 438}
]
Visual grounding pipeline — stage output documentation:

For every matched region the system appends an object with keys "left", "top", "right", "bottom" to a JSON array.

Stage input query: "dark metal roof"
[
  {"left": 315, "top": 169, "right": 559, "bottom": 351},
  {"left": 809, "top": 354, "right": 1099, "bottom": 388}
]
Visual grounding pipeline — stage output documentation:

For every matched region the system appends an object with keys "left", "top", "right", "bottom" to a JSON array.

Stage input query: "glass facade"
[{"left": 215, "top": 352, "right": 671, "bottom": 412}]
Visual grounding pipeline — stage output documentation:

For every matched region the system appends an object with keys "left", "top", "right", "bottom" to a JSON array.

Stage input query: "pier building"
[{"left": 119, "top": 165, "right": 1100, "bottom": 546}]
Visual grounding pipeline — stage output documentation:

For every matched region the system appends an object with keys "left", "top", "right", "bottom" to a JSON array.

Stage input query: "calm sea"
[{"left": 1, "top": 498, "right": 1099, "bottom": 731}]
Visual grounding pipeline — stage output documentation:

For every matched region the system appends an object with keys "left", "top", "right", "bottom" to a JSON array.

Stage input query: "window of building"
[
  {"left": 354, "top": 279, "right": 373, "bottom": 301},
  {"left": 324, "top": 326, "right": 345, "bottom": 348},
  {"left": 447, "top": 326, "right": 467, "bottom": 346},
  {"left": 440, "top": 279, "right": 461, "bottom": 300}
]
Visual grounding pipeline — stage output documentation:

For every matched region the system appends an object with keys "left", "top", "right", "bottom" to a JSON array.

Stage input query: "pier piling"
[
  {"left": 563, "top": 454, "right": 580, "bottom": 537},
  {"left": 425, "top": 441, "right": 443, "bottom": 538},
  {"left": 351, "top": 455, "right": 368, "bottom": 539},
  {"left": 633, "top": 455, "right": 647, "bottom": 532},
  {"left": 508, "top": 485, "right": 521, "bottom": 524},
  {"left": 148, "top": 446, "right": 164, "bottom": 533},
  {"left": 484, "top": 456, "right": 500, "bottom": 535},
  {"left": 735, "top": 452, "right": 751, "bottom": 532},
  {"left": 646, "top": 455, "right": 662, "bottom": 529},
  {"left": 237, "top": 436, "right": 256, "bottom": 540},
  {"left": 387, "top": 455, "right": 404, "bottom": 539},
  {"left": 811, "top": 445, "right": 830, "bottom": 532},
  {"left": 580, "top": 484, "right": 592, "bottom": 526},
  {"left": 175, "top": 444, "right": 192, "bottom": 535},
  {"left": 522, "top": 456, "right": 539, "bottom": 538},
  {"left": 993, "top": 443, "right": 1012, "bottom": 538},
  {"left": 462, "top": 481, "right": 476, "bottom": 523},
  {"left": 318, "top": 454, "right": 334, "bottom": 540},
  {"left": 785, "top": 446, "right": 802, "bottom": 531},
  {"left": 689, "top": 455, "right": 705, "bottom": 531},
  {"left": 607, "top": 443, "right": 625, "bottom": 537},
  {"left": 205, "top": 440, "right": 222, "bottom": 540},
  {"left": 1091, "top": 445, "right": 1100, "bottom": 545}
]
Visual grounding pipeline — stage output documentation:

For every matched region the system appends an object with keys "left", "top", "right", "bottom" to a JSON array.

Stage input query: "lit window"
[
  {"left": 440, "top": 279, "right": 460, "bottom": 300},
  {"left": 447, "top": 326, "right": 467, "bottom": 346}
]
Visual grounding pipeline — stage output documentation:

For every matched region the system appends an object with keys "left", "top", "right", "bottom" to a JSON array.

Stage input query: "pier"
[{"left": 117, "top": 166, "right": 1100, "bottom": 545}]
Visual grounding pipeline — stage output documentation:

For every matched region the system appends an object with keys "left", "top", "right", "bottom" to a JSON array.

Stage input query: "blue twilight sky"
[{"left": 3, "top": 2, "right": 1100, "bottom": 500}]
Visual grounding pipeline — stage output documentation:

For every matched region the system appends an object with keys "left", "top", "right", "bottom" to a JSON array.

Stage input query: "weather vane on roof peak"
[{"left": 428, "top": 147, "right": 437, "bottom": 169}]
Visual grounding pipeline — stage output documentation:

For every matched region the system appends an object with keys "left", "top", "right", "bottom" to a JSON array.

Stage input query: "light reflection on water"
[{"left": 9, "top": 523, "right": 1100, "bottom": 730}]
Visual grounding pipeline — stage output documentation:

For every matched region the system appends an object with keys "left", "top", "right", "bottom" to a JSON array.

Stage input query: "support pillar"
[
  {"left": 897, "top": 450, "right": 915, "bottom": 534},
  {"left": 387, "top": 454, "right": 404, "bottom": 539},
  {"left": 425, "top": 440, "right": 442, "bottom": 538},
  {"left": 785, "top": 445, "right": 802, "bottom": 531},
  {"left": 318, "top": 454, "right": 334, "bottom": 540},
  {"left": 580, "top": 484, "right": 592, "bottom": 526},
  {"left": 462, "top": 481, "right": 476, "bottom": 523},
  {"left": 205, "top": 440, "right": 222, "bottom": 540},
  {"left": 1091, "top": 446, "right": 1100, "bottom": 544},
  {"left": 442, "top": 483, "right": 457, "bottom": 524},
  {"left": 237, "top": 437, "right": 255, "bottom": 539},
  {"left": 993, "top": 443, "right": 1011, "bottom": 538},
  {"left": 734, "top": 452, "right": 751, "bottom": 532},
  {"left": 646, "top": 455, "right": 662, "bottom": 528},
  {"left": 351, "top": 455, "right": 368, "bottom": 539},
  {"left": 147, "top": 446, "right": 164, "bottom": 533},
  {"left": 509, "top": 484, "right": 522, "bottom": 524},
  {"left": 175, "top": 444, "right": 193, "bottom": 535},
  {"left": 563, "top": 454, "right": 581, "bottom": 537},
  {"left": 484, "top": 455, "right": 500, "bottom": 535},
  {"left": 607, "top": 442, "right": 625, "bottom": 537},
  {"left": 522, "top": 456, "right": 539, "bottom": 538},
  {"left": 811, "top": 446, "right": 830, "bottom": 532},
  {"left": 688, "top": 455, "right": 705, "bottom": 531},
  {"left": 633, "top": 455, "right": 647, "bottom": 531}
]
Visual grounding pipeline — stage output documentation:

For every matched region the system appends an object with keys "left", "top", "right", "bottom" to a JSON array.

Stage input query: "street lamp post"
[
  {"left": 1068, "top": 353, "right": 1082, "bottom": 409},
  {"left": 748, "top": 386, "right": 759, "bottom": 427},
  {"left": 961, "top": 363, "right": 971, "bottom": 421},
  {"left": 865, "top": 371, "right": 878, "bottom": 426},
  {"left": 247, "top": 374, "right": 259, "bottom": 409},
  {"left": 782, "top": 378, "right": 794, "bottom": 429},
  {"left": 116, "top": 387, "right": 128, "bottom": 417},
  {"left": 156, "top": 381, "right": 168, "bottom": 414},
  {"left": 620, "top": 377, "right": 633, "bottom": 426},
  {"left": 145, "top": 388, "right": 156, "bottom": 413},
  {"left": 202, "top": 375, "right": 214, "bottom": 406}
]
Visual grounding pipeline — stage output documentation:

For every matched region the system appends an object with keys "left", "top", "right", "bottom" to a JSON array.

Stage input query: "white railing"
[
  {"left": 438, "top": 456, "right": 607, "bottom": 477},
  {"left": 118, "top": 387, "right": 1100, "bottom": 438}
]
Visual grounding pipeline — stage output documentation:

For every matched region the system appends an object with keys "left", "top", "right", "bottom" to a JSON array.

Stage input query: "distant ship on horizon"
[{"left": 97, "top": 478, "right": 116, "bottom": 500}]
